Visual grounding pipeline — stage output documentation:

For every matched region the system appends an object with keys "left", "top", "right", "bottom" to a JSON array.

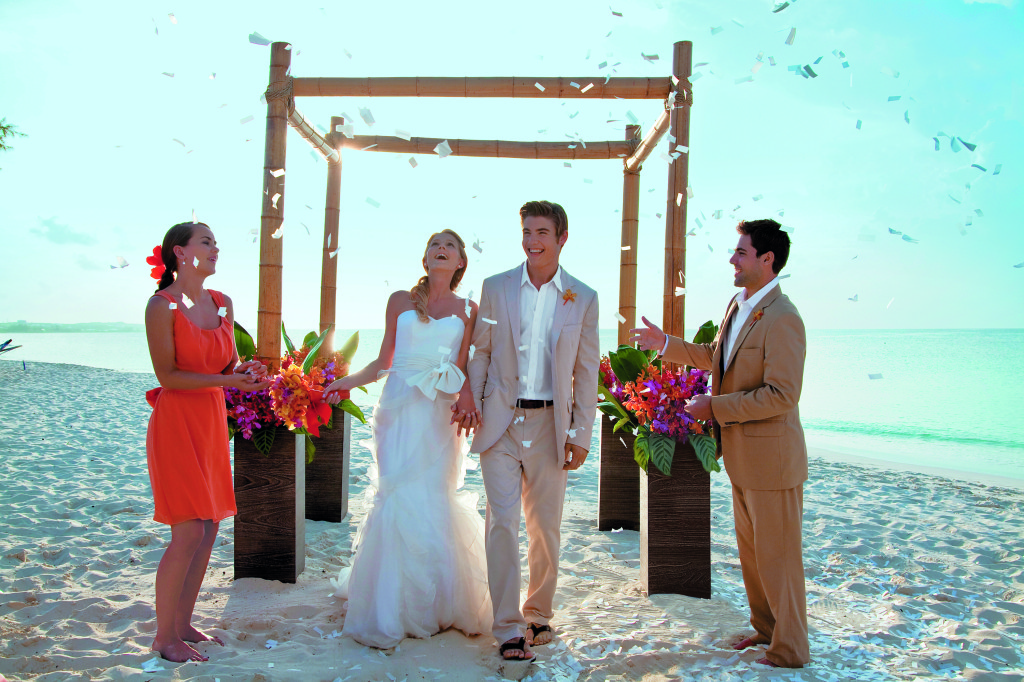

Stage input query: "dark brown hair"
[
  {"left": 155, "top": 222, "right": 204, "bottom": 292},
  {"left": 737, "top": 219, "right": 790, "bottom": 274},
  {"left": 519, "top": 200, "right": 568, "bottom": 239}
]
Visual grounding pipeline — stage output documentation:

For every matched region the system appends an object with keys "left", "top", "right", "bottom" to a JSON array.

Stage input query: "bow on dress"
[{"left": 404, "top": 358, "right": 466, "bottom": 401}]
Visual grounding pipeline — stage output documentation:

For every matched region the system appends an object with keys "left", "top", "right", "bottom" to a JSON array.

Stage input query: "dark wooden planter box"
[
  {"left": 640, "top": 440, "right": 711, "bottom": 598},
  {"left": 598, "top": 416, "right": 640, "bottom": 531},
  {"left": 305, "top": 412, "right": 351, "bottom": 523},
  {"left": 233, "top": 428, "right": 305, "bottom": 583}
]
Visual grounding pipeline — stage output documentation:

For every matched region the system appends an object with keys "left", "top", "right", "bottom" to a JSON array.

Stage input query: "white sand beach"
[{"left": 2, "top": 360, "right": 1024, "bottom": 681}]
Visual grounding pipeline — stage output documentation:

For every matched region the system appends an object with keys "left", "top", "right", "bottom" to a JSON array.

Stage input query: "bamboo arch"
[{"left": 252, "top": 41, "right": 702, "bottom": 596}]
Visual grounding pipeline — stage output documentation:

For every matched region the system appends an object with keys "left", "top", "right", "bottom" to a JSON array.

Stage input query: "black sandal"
[
  {"left": 499, "top": 637, "right": 535, "bottom": 661},
  {"left": 526, "top": 623, "right": 554, "bottom": 646}
]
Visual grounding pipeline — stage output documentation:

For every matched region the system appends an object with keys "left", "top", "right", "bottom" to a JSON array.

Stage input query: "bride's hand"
[{"left": 325, "top": 377, "right": 354, "bottom": 404}]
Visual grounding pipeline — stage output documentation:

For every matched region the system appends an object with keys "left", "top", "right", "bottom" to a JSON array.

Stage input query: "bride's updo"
[{"left": 410, "top": 229, "right": 468, "bottom": 323}]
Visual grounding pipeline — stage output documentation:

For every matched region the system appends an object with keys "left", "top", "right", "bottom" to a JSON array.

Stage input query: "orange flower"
[
  {"left": 751, "top": 309, "right": 764, "bottom": 325},
  {"left": 562, "top": 288, "right": 576, "bottom": 305}
]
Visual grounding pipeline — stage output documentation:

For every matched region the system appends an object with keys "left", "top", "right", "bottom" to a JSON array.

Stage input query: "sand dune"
[{"left": 2, "top": 360, "right": 1024, "bottom": 680}]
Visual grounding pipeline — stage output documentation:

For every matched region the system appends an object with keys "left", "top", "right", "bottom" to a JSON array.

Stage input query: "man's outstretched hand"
[{"left": 628, "top": 316, "right": 667, "bottom": 353}]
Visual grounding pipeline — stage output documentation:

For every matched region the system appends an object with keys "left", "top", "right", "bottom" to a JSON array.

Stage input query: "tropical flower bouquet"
[
  {"left": 227, "top": 322, "right": 366, "bottom": 461},
  {"left": 598, "top": 320, "right": 721, "bottom": 476}
]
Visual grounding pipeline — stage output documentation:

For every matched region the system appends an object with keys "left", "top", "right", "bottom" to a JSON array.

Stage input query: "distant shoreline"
[{"left": 0, "top": 322, "right": 145, "bottom": 333}]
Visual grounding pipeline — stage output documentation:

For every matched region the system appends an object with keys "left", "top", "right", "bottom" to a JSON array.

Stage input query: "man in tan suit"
[
  {"left": 630, "top": 218, "right": 810, "bottom": 668},
  {"left": 453, "top": 200, "right": 599, "bottom": 661}
]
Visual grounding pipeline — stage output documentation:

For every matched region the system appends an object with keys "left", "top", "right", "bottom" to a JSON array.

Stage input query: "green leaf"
[
  {"left": 282, "top": 323, "right": 296, "bottom": 354},
  {"left": 692, "top": 319, "right": 719, "bottom": 345},
  {"left": 305, "top": 434, "right": 316, "bottom": 464},
  {"left": 252, "top": 424, "right": 276, "bottom": 455},
  {"left": 649, "top": 433, "right": 676, "bottom": 476},
  {"left": 338, "top": 331, "right": 359, "bottom": 363},
  {"left": 608, "top": 345, "right": 650, "bottom": 385},
  {"left": 690, "top": 433, "right": 722, "bottom": 474},
  {"left": 633, "top": 427, "right": 650, "bottom": 471},
  {"left": 301, "top": 331, "right": 319, "bottom": 348},
  {"left": 612, "top": 416, "right": 633, "bottom": 433},
  {"left": 337, "top": 398, "right": 366, "bottom": 424},
  {"left": 233, "top": 321, "right": 256, "bottom": 362},
  {"left": 301, "top": 325, "right": 334, "bottom": 375},
  {"left": 356, "top": 385, "right": 368, "bottom": 393}
]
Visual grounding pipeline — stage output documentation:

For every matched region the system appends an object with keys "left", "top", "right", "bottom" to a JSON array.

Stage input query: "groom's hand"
[
  {"left": 563, "top": 444, "right": 588, "bottom": 471},
  {"left": 451, "top": 392, "right": 480, "bottom": 437},
  {"left": 628, "top": 316, "right": 667, "bottom": 353},
  {"left": 684, "top": 394, "right": 713, "bottom": 421}
]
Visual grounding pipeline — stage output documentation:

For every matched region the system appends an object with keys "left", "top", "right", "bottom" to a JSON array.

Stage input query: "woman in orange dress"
[{"left": 144, "top": 221, "right": 269, "bottom": 663}]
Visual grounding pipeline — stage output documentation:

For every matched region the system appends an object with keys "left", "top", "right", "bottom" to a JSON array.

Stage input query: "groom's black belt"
[{"left": 516, "top": 399, "right": 554, "bottom": 409}]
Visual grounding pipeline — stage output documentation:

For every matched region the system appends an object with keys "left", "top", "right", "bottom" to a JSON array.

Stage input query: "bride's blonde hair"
[{"left": 410, "top": 229, "right": 468, "bottom": 323}]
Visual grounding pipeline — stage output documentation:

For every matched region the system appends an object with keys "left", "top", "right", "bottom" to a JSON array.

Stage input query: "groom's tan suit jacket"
[
  {"left": 468, "top": 265, "right": 600, "bottom": 458},
  {"left": 664, "top": 285, "right": 807, "bottom": 490}
]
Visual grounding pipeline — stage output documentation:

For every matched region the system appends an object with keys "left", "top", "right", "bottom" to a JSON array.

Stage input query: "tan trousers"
[
  {"left": 480, "top": 406, "right": 567, "bottom": 644},
  {"left": 732, "top": 484, "right": 810, "bottom": 667}
]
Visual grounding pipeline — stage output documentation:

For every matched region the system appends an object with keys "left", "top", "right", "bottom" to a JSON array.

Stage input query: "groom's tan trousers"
[{"left": 480, "top": 405, "right": 567, "bottom": 645}]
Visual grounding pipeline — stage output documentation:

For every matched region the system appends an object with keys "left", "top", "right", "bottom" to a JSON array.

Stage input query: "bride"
[{"left": 324, "top": 229, "right": 492, "bottom": 648}]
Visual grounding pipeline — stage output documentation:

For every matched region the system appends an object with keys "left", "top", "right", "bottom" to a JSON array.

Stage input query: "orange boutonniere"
[
  {"left": 751, "top": 309, "right": 764, "bottom": 326},
  {"left": 562, "top": 288, "right": 577, "bottom": 305}
]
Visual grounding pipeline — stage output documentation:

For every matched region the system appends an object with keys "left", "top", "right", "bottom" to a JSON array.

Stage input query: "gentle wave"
[{"left": 804, "top": 419, "right": 1024, "bottom": 451}]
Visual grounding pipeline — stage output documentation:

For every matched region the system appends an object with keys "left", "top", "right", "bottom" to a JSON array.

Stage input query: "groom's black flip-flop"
[
  {"left": 499, "top": 637, "right": 535, "bottom": 661},
  {"left": 526, "top": 623, "right": 554, "bottom": 646}
]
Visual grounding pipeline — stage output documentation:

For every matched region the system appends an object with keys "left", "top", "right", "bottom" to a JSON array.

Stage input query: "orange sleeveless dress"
[{"left": 145, "top": 289, "right": 236, "bottom": 525}]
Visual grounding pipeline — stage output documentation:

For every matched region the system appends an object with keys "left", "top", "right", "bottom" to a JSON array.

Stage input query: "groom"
[
  {"left": 630, "top": 218, "right": 809, "bottom": 669},
  {"left": 455, "top": 200, "right": 599, "bottom": 661}
]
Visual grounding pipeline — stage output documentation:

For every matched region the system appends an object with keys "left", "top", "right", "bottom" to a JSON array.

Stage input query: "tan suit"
[
  {"left": 664, "top": 285, "right": 810, "bottom": 667},
  {"left": 468, "top": 265, "right": 599, "bottom": 644}
]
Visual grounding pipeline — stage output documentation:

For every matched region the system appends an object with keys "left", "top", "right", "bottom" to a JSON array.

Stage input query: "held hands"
[
  {"left": 234, "top": 360, "right": 268, "bottom": 379},
  {"left": 563, "top": 443, "right": 588, "bottom": 471},
  {"left": 450, "top": 391, "right": 480, "bottom": 437},
  {"left": 228, "top": 360, "right": 271, "bottom": 392},
  {"left": 628, "top": 316, "right": 667, "bottom": 353},
  {"left": 324, "top": 377, "right": 355, "bottom": 405}
]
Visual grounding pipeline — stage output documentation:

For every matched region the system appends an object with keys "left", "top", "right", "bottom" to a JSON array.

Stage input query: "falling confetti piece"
[
  {"left": 366, "top": 197, "right": 380, "bottom": 208},
  {"left": 168, "top": 302, "right": 177, "bottom": 310},
  {"left": 707, "top": 244, "right": 713, "bottom": 252},
  {"left": 518, "top": 344, "right": 530, "bottom": 351},
  {"left": 868, "top": 373, "right": 883, "bottom": 380},
  {"left": 785, "top": 27, "right": 796, "bottom": 45},
  {"left": 773, "top": 1, "right": 790, "bottom": 11},
  {"left": 564, "top": 162, "right": 572, "bottom": 168},
  {"left": 675, "top": 286, "right": 686, "bottom": 297},
  {"left": 803, "top": 65, "right": 817, "bottom": 78},
  {"left": 848, "top": 294, "right": 858, "bottom": 302},
  {"left": 752, "top": 194, "right": 763, "bottom": 201},
  {"left": 614, "top": 312, "right": 626, "bottom": 324},
  {"left": 271, "top": 225, "right": 283, "bottom": 239},
  {"left": 621, "top": 246, "right": 630, "bottom": 251},
  {"left": 271, "top": 193, "right": 281, "bottom": 209},
  {"left": 957, "top": 137, "right": 977, "bottom": 152},
  {"left": 182, "top": 294, "right": 194, "bottom": 309},
  {"left": 971, "top": 164, "right": 987, "bottom": 172},
  {"left": 472, "top": 239, "right": 483, "bottom": 253},
  {"left": 172, "top": 138, "right": 185, "bottom": 147},
  {"left": 534, "top": 82, "right": 546, "bottom": 92},
  {"left": 468, "top": 344, "right": 475, "bottom": 360},
  {"left": 434, "top": 140, "right": 453, "bottom": 158},
  {"left": 901, "top": 234, "right": 919, "bottom": 243},
  {"left": 209, "top": 73, "right": 216, "bottom": 80},
  {"left": 359, "top": 107, "right": 375, "bottom": 126},
  {"left": 161, "top": 72, "right": 174, "bottom": 78},
  {"left": 581, "top": 83, "right": 594, "bottom": 93},
  {"left": 270, "top": 168, "right": 285, "bottom": 177},
  {"left": 249, "top": 32, "right": 271, "bottom": 46},
  {"left": 993, "top": 164, "right": 1002, "bottom": 175},
  {"left": 887, "top": 297, "right": 895, "bottom": 309},
  {"left": 218, "top": 306, "right": 227, "bottom": 316},
  {"left": 932, "top": 137, "right": 940, "bottom": 151},
  {"left": 735, "top": 75, "right": 754, "bottom": 84},
  {"left": 395, "top": 129, "right": 412, "bottom": 140},
  {"left": 904, "top": 110, "right": 910, "bottom": 124},
  {"left": 856, "top": 120, "right": 862, "bottom": 130},
  {"left": 515, "top": 416, "right": 525, "bottom": 424},
  {"left": 710, "top": 26, "right": 724, "bottom": 35},
  {"left": 408, "top": 157, "right": 418, "bottom": 168},
  {"left": 482, "top": 318, "right": 497, "bottom": 325},
  {"left": 522, "top": 441, "right": 532, "bottom": 448},
  {"left": 641, "top": 53, "right": 659, "bottom": 62},
  {"left": 566, "top": 428, "right": 578, "bottom": 437},
  {"left": 193, "top": 256, "right": 199, "bottom": 267},
  {"left": 240, "top": 115, "right": 254, "bottom": 124},
  {"left": 686, "top": 186, "right": 694, "bottom": 199}
]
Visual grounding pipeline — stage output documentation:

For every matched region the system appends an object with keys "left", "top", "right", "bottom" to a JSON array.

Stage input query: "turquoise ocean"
[{"left": 3, "top": 328, "right": 1023, "bottom": 483}]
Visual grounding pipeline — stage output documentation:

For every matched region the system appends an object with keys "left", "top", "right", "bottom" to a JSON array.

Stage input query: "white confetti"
[
  {"left": 270, "top": 168, "right": 285, "bottom": 177},
  {"left": 686, "top": 186, "right": 694, "bottom": 199},
  {"left": 162, "top": 72, "right": 175, "bottom": 78},
  {"left": 522, "top": 440, "right": 532, "bottom": 448},
  {"left": 240, "top": 115, "right": 255, "bottom": 124},
  {"left": 193, "top": 256, "right": 199, "bottom": 267},
  {"left": 395, "top": 128, "right": 412, "bottom": 140},
  {"left": 518, "top": 344, "right": 530, "bottom": 351},
  {"left": 434, "top": 140, "right": 453, "bottom": 158},
  {"left": 515, "top": 416, "right": 525, "bottom": 424},
  {"left": 181, "top": 294, "right": 194, "bottom": 309},
  {"left": 468, "top": 344, "right": 475, "bottom": 360},
  {"left": 141, "top": 657, "right": 166, "bottom": 673},
  {"left": 366, "top": 197, "right": 381, "bottom": 208},
  {"left": 534, "top": 82, "right": 546, "bottom": 92},
  {"left": 218, "top": 306, "right": 227, "bottom": 316},
  {"left": 437, "top": 346, "right": 452, "bottom": 354},
  {"left": 566, "top": 428, "right": 578, "bottom": 437},
  {"left": 676, "top": 193, "right": 683, "bottom": 207},
  {"left": 271, "top": 225, "right": 284, "bottom": 239},
  {"left": 675, "top": 287, "right": 686, "bottom": 296},
  {"left": 329, "top": 247, "right": 341, "bottom": 258},
  {"left": 472, "top": 239, "right": 483, "bottom": 253},
  {"left": 581, "top": 83, "right": 594, "bottom": 93},
  {"left": 172, "top": 137, "right": 185, "bottom": 147},
  {"left": 326, "top": 234, "right": 332, "bottom": 248},
  {"left": 482, "top": 317, "right": 497, "bottom": 325},
  {"left": 785, "top": 27, "right": 796, "bottom": 45},
  {"left": 621, "top": 246, "right": 630, "bottom": 251},
  {"left": 614, "top": 312, "right": 626, "bottom": 324},
  {"left": 868, "top": 373, "right": 883, "bottom": 380},
  {"left": 249, "top": 32, "right": 271, "bottom": 45},
  {"left": 272, "top": 193, "right": 281, "bottom": 209},
  {"left": 570, "top": 81, "right": 580, "bottom": 88},
  {"left": 359, "top": 107, "right": 375, "bottom": 126},
  {"left": 335, "top": 123, "right": 355, "bottom": 138},
  {"left": 168, "top": 302, "right": 177, "bottom": 310},
  {"left": 408, "top": 157, "right": 418, "bottom": 168}
]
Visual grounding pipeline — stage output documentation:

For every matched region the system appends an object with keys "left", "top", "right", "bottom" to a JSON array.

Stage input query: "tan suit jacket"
[
  {"left": 664, "top": 285, "right": 807, "bottom": 490},
  {"left": 468, "top": 265, "right": 600, "bottom": 458}
]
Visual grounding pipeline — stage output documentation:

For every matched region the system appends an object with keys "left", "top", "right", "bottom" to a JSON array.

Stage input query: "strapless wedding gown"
[{"left": 333, "top": 309, "right": 492, "bottom": 648}]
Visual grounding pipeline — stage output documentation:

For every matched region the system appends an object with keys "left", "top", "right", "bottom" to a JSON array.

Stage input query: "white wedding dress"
[{"left": 333, "top": 309, "right": 492, "bottom": 648}]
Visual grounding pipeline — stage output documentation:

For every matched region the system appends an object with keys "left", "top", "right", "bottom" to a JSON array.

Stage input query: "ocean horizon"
[{"left": 4, "top": 327, "right": 1023, "bottom": 484}]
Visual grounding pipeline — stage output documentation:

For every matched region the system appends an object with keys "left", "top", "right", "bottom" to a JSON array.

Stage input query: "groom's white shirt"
[{"left": 518, "top": 264, "right": 563, "bottom": 401}]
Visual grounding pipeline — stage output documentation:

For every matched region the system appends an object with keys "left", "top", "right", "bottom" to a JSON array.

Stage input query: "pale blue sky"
[{"left": 1, "top": 0, "right": 1021, "bottom": 334}]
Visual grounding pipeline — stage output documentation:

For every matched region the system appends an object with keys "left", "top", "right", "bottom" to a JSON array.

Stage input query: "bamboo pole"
[
  {"left": 256, "top": 42, "right": 292, "bottom": 366},
  {"left": 287, "top": 107, "right": 339, "bottom": 163},
  {"left": 340, "top": 136, "right": 632, "bottom": 159},
  {"left": 624, "top": 109, "right": 670, "bottom": 173},
  {"left": 662, "top": 41, "right": 692, "bottom": 345},
  {"left": 292, "top": 76, "right": 671, "bottom": 99},
  {"left": 619, "top": 125, "right": 641, "bottom": 347},
  {"left": 319, "top": 116, "right": 344, "bottom": 352}
]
